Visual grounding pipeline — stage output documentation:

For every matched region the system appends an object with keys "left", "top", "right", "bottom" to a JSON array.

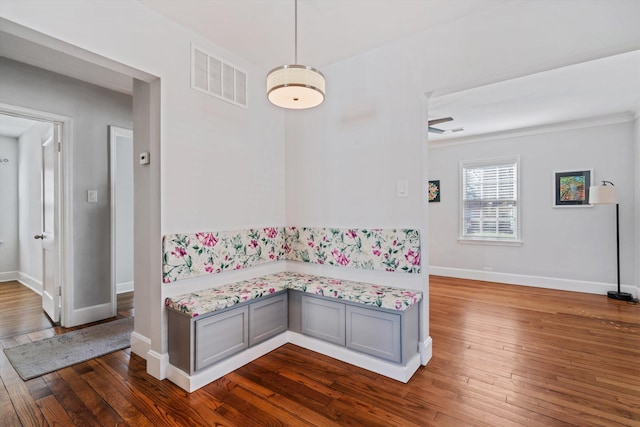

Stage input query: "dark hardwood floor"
[{"left": 1, "top": 277, "right": 638, "bottom": 426}]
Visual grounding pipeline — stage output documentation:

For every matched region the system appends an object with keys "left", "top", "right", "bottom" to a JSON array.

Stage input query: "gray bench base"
[{"left": 167, "top": 289, "right": 421, "bottom": 392}]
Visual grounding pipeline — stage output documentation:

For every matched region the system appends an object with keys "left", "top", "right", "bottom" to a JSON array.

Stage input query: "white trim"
[
  {"left": 287, "top": 332, "right": 421, "bottom": 384},
  {"left": 166, "top": 334, "right": 288, "bottom": 392},
  {"left": 420, "top": 336, "right": 433, "bottom": 366},
  {"left": 109, "top": 126, "right": 133, "bottom": 315},
  {"left": 429, "top": 266, "right": 640, "bottom": 298},
  {"left": 458, "top": 238, "right": 523, "bottom": 247},
  {"left": 17, "top": 271, "right": 42, "bottom": 294},
  {"left": 116, "top": 281, "right": 134, "bottom": 294},
  {"left": 0, "top": 271, "right": 18, "bottom": 282},
  {"left": 130, "top": 331, "right": 151, "bottom": 360},
  {"left": 429, "top": 112, "right": 635, "bottom": 149},
  {"left": 146, "top": 349, "right": 169, "bottom": 381},
  {"left": 164, "top": 330, "right": 426, "bottom": 393}
]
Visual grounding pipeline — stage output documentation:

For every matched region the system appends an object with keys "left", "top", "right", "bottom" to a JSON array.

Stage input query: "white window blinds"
[{"left": 461, "top": 158, "right": 519, "bottom": 241}]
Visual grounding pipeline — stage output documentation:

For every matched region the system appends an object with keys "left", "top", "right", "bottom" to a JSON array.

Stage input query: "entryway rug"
[{"left": 3, "top": 317, "right": 134, "bottom": 380}]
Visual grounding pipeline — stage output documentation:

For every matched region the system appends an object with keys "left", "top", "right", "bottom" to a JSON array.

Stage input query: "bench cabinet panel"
[
  {"left": 301, "top": 295, "right": 346, "bottom": 345},
  {"left": 195, "top": 306, "right": 248, "bottom": 371},
  {"left": 346, "top": 305, "right": 401, "bottom": 363},
  {"left": 249, "top": 293, "right": 288, "bottom": 346}
]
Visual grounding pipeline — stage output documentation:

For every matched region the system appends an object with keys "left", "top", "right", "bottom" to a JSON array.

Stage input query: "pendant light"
[{"left": 266, "top": 0, "right": 325, "bottom": 109}]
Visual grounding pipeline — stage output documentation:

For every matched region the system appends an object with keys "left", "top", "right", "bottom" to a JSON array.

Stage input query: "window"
[{"left": 460, "top": 157, "right": 520, "bottom": 244}]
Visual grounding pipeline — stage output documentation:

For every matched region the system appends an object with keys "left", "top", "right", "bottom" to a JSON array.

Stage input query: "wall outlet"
[{"left": 87, "top": 190, "right": 98, "bottom": 203}]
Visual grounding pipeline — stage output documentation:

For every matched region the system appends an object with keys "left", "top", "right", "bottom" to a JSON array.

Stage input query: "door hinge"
[
  {"left": 58, "top": 287, "right": 62, "bottom": 296},
  {"left": 57, "top": 142, "right": 61, "bottom": 152}
]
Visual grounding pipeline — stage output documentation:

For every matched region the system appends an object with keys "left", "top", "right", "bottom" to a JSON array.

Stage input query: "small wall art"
[
  {"left": 553, "top": 170, "right": 592, "bottom": 207},
  {"left": 428, "top": 180, "right": 441, "bottom": 203}
]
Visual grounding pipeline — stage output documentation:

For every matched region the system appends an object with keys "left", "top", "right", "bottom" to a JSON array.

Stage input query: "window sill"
[{"left": 458, "top": 238, "right": 523, "bottom": 247}]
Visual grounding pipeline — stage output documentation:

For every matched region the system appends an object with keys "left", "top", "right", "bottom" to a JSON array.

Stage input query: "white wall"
[
  {"left": 0, "top": 135, "right": 18, "bottom": 279},
  {"left": 429, "top": 120, "right": 637, "bottom": 296}
]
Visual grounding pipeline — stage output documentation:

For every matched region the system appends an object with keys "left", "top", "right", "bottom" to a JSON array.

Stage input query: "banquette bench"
[{"left": 162, "top": 227, "right": 424, "bottom": 391}]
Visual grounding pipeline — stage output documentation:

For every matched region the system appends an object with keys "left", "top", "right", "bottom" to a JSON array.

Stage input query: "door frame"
[
  {"left": 109, "top": 125, "right": 134, "bottom": 311},
  {"left": 0, "top": 103, "right": 73, "bottom": 327}
]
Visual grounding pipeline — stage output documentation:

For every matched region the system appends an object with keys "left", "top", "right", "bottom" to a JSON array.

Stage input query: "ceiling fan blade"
[
  {"left": 428, "top": 117, "right": 453, "bottom": 126},
  {"left": 428, "top": 126, "right": 445, "bottom": 134}
]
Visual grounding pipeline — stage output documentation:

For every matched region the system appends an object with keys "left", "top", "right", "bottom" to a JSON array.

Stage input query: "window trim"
[{"left": 459, "top": 156, "right": 522, "bottom": 245}]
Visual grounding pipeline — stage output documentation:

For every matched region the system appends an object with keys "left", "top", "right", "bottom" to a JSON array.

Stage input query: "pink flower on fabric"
[
  {"left": 234, "top": 264, "right": 242, "bottom": 270},
  {"left": 331, "top": 249, "right": 350, "bottom": 266},
  {"left": 196, "top": 232, "right": 218, "bottom": 247},
  {"left": 283, "top": 243, "right": 291, "bottom": 253},
  {"left": 346, "top": 229, "right": 357, "bottom": 239},
  {"left": 372, "top": 247, "right": 381, "bottom": 256},
  {"left": 171, "top": 246, "right": 187, "bottom": 258},
  {"left": 308, "top": 240, "right": 315, "bottom": 248},
  {"left": 395, "top": 300, "right": 403, "bottom": 310},
  {"left": 249, "top": 240, "right": 258, "bottom": 248},
  {"left": 328, "top": 279, "right": 342, "bottom": 285},
  {"left": 264, "top": 227, "right": 278, "bottom": 239},
  {"left": 393, "top": 240, "right": 398, "bottom": 246},
  {"left": 404, "top": 250, "right": 421, "bottom": 266},
  {"left": 163, "top": 277, "right": 171, "bottom": 283},
  {"left": 204, "top": 262, "right": 214, "bottom": 273}
]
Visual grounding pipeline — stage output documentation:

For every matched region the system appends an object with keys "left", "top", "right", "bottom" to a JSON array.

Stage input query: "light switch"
[
  {"left": 88, "top": 190, "right": 98, "bottom": 203},
  {"left": 397, "top": 180, "right": 409, "bottom": 198}
]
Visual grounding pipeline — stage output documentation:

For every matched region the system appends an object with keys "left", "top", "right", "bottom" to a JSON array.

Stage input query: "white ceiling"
[
  {"left": 139, "top": 0, "right": 510, "bottom": 69},
  {"left": 0, "top": 0, "right": 638, "bottom": 140}
]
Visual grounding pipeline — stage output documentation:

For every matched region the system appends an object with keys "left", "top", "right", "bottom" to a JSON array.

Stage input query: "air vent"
[{"left": 191, "top": 45, "right": 247, "bottom": 108}]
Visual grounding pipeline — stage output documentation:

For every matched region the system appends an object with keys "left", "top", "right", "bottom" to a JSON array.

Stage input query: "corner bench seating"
[
  {"left": 162, "top": 227, "right": 424, "bottom": 391},
  {"left": 165, "top": 271, "right": 422, "bottom": 378}
]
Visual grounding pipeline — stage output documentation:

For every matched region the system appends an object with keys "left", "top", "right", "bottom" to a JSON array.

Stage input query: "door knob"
[{"left": 34, "top": 234, "right": 45, "bottom": 240}]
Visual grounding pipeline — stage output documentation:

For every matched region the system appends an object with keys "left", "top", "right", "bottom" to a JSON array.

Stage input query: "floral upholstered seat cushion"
[
  {"left": 284, "top": 272, "right": 422, "bottom": 311},
  {"left": 165, "top": 271, "right": 423, "bottom": 317},
  {"left": 164, "top": 273, "right": 293, "bottom": 317}
]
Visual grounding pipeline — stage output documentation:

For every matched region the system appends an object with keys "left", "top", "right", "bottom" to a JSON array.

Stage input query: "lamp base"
[{"left": 607, "top": 290, "right": 634, "bottom": 301}]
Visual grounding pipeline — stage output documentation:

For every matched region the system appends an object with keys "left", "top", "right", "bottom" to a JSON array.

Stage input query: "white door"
[{"left": 39, "top": 127, "right": 60, "bottom": 323}]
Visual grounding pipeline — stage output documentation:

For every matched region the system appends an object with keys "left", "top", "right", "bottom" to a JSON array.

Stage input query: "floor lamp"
[{"left": 589, "top": 181, "right": 633, "bottom": 301}]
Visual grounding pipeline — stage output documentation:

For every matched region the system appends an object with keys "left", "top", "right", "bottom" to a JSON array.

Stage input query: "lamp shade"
[
  {"left": 589, "top": 184, "right": 617, "bottom": 204},
  {"left": 267, "top": 65, "right": 325, "bottom": 109}
]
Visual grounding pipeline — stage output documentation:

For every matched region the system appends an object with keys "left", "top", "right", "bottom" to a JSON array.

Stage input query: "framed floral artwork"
[
  {"left": 428, "top": 180, "right": 440, "bottom": 203},
  {"left": 554, "top": 170, "right": 592, "bottom": 207}
]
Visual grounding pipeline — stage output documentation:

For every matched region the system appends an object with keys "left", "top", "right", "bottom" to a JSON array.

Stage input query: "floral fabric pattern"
[
  {"left": 284, "top": 227, "right": 421, "bottom": 273},
  {"left": 162, "top": 227, "right": 286, "bottom": 283},
  {"left": 165, "top": 271, "right": 423, "bottom": 317}
]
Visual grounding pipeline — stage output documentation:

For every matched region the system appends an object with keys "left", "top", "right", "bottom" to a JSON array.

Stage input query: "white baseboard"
[
  {"left": 287, "top": 331, "right": 421, "bottom": 384},
  {"left": 0, "top": 271, "right": 18, "bottom": 282},
  {"left": 117, "top": 281, "right": 134, "bottom": 294},
  {"left": 166, "top": 334, "right": 289, "bottom": 392},
  {"left": 131, "top": 331, "right": 151, "bottom": 360},
  {"left": 17, "top": 271, "right": 42, "bottom": 295},
  {"left": 429, "top": 266, "right": 640, "bottom": 298},
  {"left": 420, "top": 337, "right": 433, "bottom": 366},
  {"left": 146, "top": 349, "right": 169, "bottom": 380}
]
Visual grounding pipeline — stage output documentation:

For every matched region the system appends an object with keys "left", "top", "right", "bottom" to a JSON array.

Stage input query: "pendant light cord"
[{"left": 294, "top": 0, "right": 298, "bottom": 64}]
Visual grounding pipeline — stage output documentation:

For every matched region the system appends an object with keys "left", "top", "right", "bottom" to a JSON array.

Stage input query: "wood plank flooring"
[{"left": 1, "top": 276, "right": 638, "bottom": 426}]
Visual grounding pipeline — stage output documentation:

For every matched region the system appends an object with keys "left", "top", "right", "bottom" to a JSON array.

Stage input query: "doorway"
[{"left": 0, "top": 110, "right": 61, "bottom": 327}]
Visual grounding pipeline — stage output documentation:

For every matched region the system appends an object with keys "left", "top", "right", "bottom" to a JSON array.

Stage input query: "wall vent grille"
[{"left": 191, "top": 45, "right": 247, "bottom": 108}]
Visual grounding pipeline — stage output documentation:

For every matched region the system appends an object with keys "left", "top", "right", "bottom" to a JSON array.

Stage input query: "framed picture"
[
  {"left": 554, "top": 170, "right": 592, "bottom": 207},
  {"left": 428, "top": 180, "right": 440, "bottom": 203}
]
